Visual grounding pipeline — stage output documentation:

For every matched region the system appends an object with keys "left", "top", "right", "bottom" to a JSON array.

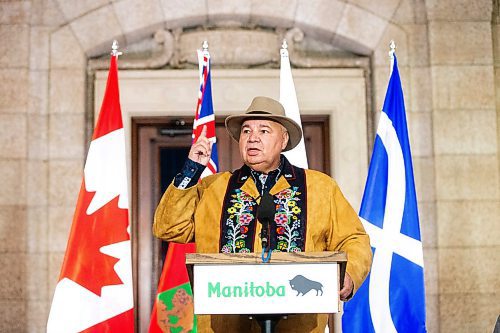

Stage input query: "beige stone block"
[
  {"left": 425, "top": 294, "right": 439, "bottom": 333},
  {"left": 435, "top": 155, "right": 499, "bottom": 200},
  {"left": 348, "top": 0, "right": 400, "bottom": 20},
  {"left": 409, "top": 66, "right": 432, "bottom": 112},
  {"left": 439, "top": 247, "right": 500, "bottom": 293},
  {"left": 54, "top": 0, "right": 108, "bottom": 22},
  {"left": 0, "top": 254, "right": 26, "bottom": 298},
  {"left": 27, "top": 300, "right": 51, "bottom": 333},
  {"left": 49, "top": 69, "right": 85, "bottom": 114},
  {"left": 0, "top": 68, "right": 29, "bottom": 113},
  {"left": 31, "top": 0, "right": 67, "bottom": 27},
  {"left": 69, "top": 5, "right": 124, "bottom": 57},
  {"left": 440, "top": 293, "right": 500, "bottom": 333},
  {"left": 413, "top": 0, "right": 427, "bottom": 24},
  {"left": 419, "top": 202, "right": 437, "bottom": 248},
  {"left": 295, "top": 0, "right": 345, "bottom": 42},
  {"left": 26, "top": 254, "right": 49, "bottom": 300},
  {"left": 160, "top": 0, "right": 207, "bottom": 28},
  {"left": 494, "top": 24, "right": 500, "bottom": 66},
  {"left": 250, "top": 0, "right": 297, "bottom": 28},
  {"left": 48, "top": 206, "right": 75, "bottom": 252},
  {"left": 434, "top": 109, "right": 497, "bottom": 155},
  {"left": 0, "top": 114, "right": 27, "bottom": 159},
  {"left": 497, "top": 69, "right": 500, "bottom": 109},
  {"left": 0, "top": 301, "right": 26, "bottom": 332},
  {"left": 335, "top": 4, "right": 388, "bottom": 54},
  {"left": 373, "top": 65, "right": 411, "bottom": 114},
  {"left": 49, "top": 114, "right": 85, "bottom": 159},
  {"left": 391, "top": 0, "right": 416, "bottom": 24},
  {"left": 48, "top": 159, "right": 82, "bottom": 207},
  {"left": 48, "top": 251, "right": 65, "bottom": 296},
  {"left": 423, "top": 247, "right": 438, "bottom": 295},
  {"left": 113, "top": 0, "right": 164, "bottom": 44},
  {"left": 437, "top": 200, "right": 500, "bottom": 247},
  {"left": 50, "top": 26, "right": 86, "bottom": 69},
  {"left": 425, "top": 0, "right": 492, "bottom": 21},
  {"left": 373, "top": 66, "right": 390, "bottom": 112},
  {"left": 0, "top": 25, "right": 29, "bottom": 68},
  {"left": 373, "top": 23, "right": 409, "bottom": 67},
  {"left": 0, "top": 205, "right": 26, "bottom": 253},
  {"left": 413, "top": 156, "right": 436, "bottom": 202},
  {"left": 408, "top": 112, "right": 433, "bottom": 157},
  {"left": 27, "top": 160, "right": 48, "bottom": 206},
  {"left": 405, "top": 24, "right": 430, "bottom": 67},
  {"left": 0, "top": 160, "right": 26, "bottom": 205},
  {"left": 431, "top": 65, "right": 495, "bottom": 110},
  {"left": 28, "top": 70, "right": 49, "bottom": 115},
  {"left": 0, "top": 1, "right": 31, "bottom": 24},
  {"left": 27, "top": 206, "right": 48, "bottom": 253},
  {"left": 429, "top": 22, "right": 493, "bottom": 65},
  {"left": 28, "top": 114, "right": 49, "bottom": 160},
  {"left": 208, "top": 0, "right": 251, "bottom": 24},
  {"left": 30, "top": 27, "right": 50, "bottom": 70}
]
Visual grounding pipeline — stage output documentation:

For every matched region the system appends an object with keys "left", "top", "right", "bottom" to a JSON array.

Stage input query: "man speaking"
[{"left": 153, "top": 96, "right": 372, "bottom": 332}]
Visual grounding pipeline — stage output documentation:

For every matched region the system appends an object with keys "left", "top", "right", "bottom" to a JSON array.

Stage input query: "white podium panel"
[{"left": 193, "top": 263, "right": 339, "bottom": 315}]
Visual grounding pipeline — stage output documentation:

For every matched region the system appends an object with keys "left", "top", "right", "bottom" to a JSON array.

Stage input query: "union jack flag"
[{"left": 193, "top": 46, "right": 219, "bottom": 179}]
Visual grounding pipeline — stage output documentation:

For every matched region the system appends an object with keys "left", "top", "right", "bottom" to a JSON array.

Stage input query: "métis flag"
[
  {"left": 47, "top": 47, "right": 134, "bottom": 332},
  {"left": 279, "top": 41, "right": 308, "bottom": 169},
  {"left": 342, "top": 54, "right": 427, "bottom": 333},
  {"left": 193, "top": 44, "right": 219, "bottom": 178}
]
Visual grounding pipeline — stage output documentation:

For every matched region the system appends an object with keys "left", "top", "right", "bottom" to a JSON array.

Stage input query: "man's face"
[{"left": 239, "top": 119, "right": 289, "bottom": 173}]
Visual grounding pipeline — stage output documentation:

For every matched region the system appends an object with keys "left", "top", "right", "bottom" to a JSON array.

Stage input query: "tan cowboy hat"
[{"left": 225, "top": 96, "right": 303, "bottom": 152}]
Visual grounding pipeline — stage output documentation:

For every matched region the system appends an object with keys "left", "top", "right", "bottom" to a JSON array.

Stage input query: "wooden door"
[{"left": 132, "top": 115, "right": 329, "bottom": 331}]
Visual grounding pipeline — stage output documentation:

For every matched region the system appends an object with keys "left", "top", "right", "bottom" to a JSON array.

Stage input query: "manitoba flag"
[
  {"left": 47, "top": 53, "right": 134, "bottom": 332},
  {"left": 148, "top": 243, "right": 196, "bottom": 332}
]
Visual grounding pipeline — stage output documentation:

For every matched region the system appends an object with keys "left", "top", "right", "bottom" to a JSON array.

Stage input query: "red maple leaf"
[{"left": 59, "top": 181, "right": 130, "bottom": 296}]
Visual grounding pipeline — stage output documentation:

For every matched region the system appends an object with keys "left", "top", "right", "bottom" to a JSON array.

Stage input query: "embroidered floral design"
[
  {"left": 223, "top": 189, "right": 256, "bottom": 253},
  {"left": 274, "top": 187, "right": 302, "bottom": 252}
]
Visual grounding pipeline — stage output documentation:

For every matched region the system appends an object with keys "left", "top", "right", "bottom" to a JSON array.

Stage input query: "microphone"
[{"left": 257, "top": 191, "right": 275, "bottom": 251}]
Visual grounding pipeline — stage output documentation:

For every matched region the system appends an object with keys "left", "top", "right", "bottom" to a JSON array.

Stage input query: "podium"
[{"left": 186, "top": 251, "right": 347, "bottom": 332}]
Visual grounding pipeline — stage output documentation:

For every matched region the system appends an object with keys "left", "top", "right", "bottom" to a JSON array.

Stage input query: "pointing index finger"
[{"left": 200, "top": 125, "right": 207, "bottom": 138}]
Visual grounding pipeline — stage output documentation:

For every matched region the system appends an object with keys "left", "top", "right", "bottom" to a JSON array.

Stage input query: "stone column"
[
  {"left": 426, "top": 1, "right": 500, "bottom": 332},
  {"left": 0, "top": 1, "right": 30, "bottom": 332}
]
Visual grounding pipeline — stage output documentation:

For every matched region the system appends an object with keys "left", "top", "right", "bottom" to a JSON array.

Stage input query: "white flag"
[{"left": 280, "top": 43, "right": 308, "bottom": 168}]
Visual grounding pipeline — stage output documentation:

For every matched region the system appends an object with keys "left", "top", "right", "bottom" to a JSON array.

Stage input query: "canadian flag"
[{"left": 47, "top": 54, "right": 134, "bottom": 332}]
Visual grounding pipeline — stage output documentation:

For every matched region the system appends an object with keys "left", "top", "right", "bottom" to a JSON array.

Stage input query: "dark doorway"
[{"left": 131, "top": 115, "right": 330, "bottom": 331}]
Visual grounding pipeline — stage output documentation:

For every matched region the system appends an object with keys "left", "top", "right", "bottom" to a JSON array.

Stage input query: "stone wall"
[
  {"left": 0, "top": 0, "right": 498, "bottom": 332},
  {"left": 426, "top": 0, "right": 500, "bottom": 332}
]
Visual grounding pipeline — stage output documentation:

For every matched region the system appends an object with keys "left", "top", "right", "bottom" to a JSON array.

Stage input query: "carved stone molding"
[
  {"left": 178, "top": 29, "right": 280, "bottom": 67},
  {"left": 87, "top": 29, "right": 175, "bottom": 71},
  {"left": 87, "top": 27, "right": 369, "bottom": 71}
]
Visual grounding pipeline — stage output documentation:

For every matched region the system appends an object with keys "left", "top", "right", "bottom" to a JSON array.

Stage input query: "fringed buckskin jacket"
[{"left": 153, "top": 158, "right": 372, "bottom": 333}]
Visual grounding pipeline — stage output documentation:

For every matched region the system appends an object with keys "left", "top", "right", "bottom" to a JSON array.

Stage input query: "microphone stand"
[{"left": 253, "top": 192, "right": 284, "bottom": 333}]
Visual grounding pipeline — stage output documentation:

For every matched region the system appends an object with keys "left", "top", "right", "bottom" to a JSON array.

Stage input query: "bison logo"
[{"left": 289, "top": 275, "right": 324, "bottom": 296}]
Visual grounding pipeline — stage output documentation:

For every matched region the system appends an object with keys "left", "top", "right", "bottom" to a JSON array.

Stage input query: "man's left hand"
[{"left": 339, "top": 273, "right": 354, "bottom": 301}]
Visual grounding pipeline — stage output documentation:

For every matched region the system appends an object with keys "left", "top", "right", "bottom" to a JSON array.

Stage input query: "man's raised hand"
[{"left": 188, "top": 125, "right": 213, "bottom": 166}]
